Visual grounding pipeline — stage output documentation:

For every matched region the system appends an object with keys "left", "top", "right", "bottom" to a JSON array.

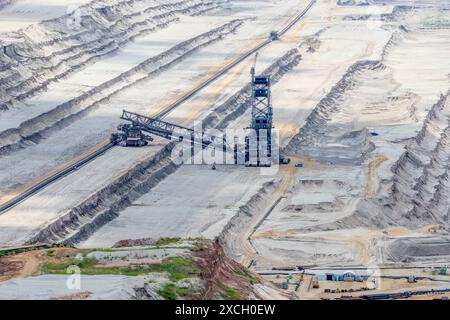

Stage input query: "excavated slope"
[
  {"left": 0, "top": 19, "right": 243, "bottom": 155},
  {"left": 25, "top": 48, "right": 302, "bottom": 246},
  {"left": 0, "top": 0, "right": 222, "bottom": 111}
]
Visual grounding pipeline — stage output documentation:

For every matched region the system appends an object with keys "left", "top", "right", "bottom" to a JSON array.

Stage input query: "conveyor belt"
[{"left": 0, "top": 0, "right": 317, "bottom": 213}]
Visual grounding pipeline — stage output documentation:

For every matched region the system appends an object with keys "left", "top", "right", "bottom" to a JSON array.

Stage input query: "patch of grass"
[
  {"left": 156, "top": 283, "right": 193, "bottom": 300},
  {"left": 155, "top": 238, "right": 181, "bottom": 246},
  {"left": 150, "top": 256, "right": 202, "bottom": 282},
  {"left": 176, "top": 288, "right": 193, "bottom": 296},
  {"left": 43, "top": 259, "right": 152, "bottom": 276},
  {"left": 157, "top": 283, "right": 177, "bottom": 300},
  {"left": 190, "top": 242, "right": 206, "bottom": 252},
  {"left": 0, "top": 244, "right": 64, "bottom": 257},
  {"left": 42, "top": 255, "right": 202, "bottom": 280},
  {"left": 89, "top": 246, "right": 192, "bottom": 253},
  {"left": 46, "top": 250, "right": 55, "bottom": 257},
  {"left": 89, "top": 248, "right": 122, "bottom": 253},
  {"left": 81, "top": 266, "right": 150, "bottom": 276},
  {"left": 77, "top": 257, "right": 97, "bottom": 268},
  {"left": 217, "top": 281, "right": 241, "bottom": 300},
  {"left": 42, "top": 257, "right": 98, "bottom": 274},
  {"left": 187, "top": 237, "right": 204, "bottom": 241},
  {"left": 222, "top": 287, "right": 241, "bottom": 300}
]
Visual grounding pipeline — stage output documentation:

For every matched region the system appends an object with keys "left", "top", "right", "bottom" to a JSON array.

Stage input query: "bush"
[
  {"left": 222, "top": 287, "right": 240, "bottom": 300},
  {"left": 155, "top": 238, "right": 181, "bottom": 246},
  {"left": 157, "top": 283, "right": 177, "bottom": 300},
  {"left": 150, "top": 256, "right": 202, "bottom": 281}
]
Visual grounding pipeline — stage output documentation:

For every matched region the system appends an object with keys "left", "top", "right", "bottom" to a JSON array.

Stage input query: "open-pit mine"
[{"left": 1, "top": 0, "right": 450, "bottom": 302}]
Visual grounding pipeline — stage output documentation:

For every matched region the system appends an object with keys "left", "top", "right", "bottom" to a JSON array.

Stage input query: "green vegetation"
[
  {"left": 88, "top": 246, "right": 194, "bottom": 253},
  {"left": 222, "top": 287, "right": 241, "bottom": 300},
  {"left": 42, "top": 255, "right": 202, "bottom": 280},
  {"left": 45, "top": 256, "right": 107, "bottom": 274},
  {"left": 0, "top": 249, "right": 15, "bottom": 257},
  {"left": 152, "top": 256, "right": 202, "bottom": 282},
  {"left": 155, "top": 237, "right": 181, "bottom": 246},
  {"left": 0, "top": 244, "right": 66, "bottom": 257},
  {"left": 46, "top": 250, "right": 55, "bottom": 257},
  {"left": 156, "top": 283, "right": 193, "bottom": 300},
  {"left": 175, "top": 288, "right": 193, "bottom": 296},
  {"left": 217, "top": 281, "right": 241, "bottom": 300},
  {"left": 187, "top": 237, "right": 204, "bottom": 241},
  {"left": 190, "top": 242, "right": 206, "bottom": 252},
  {"left": 157, "top": 283, "right": 177, "bottom": 300},
  {"left": 85, "top": 248, "right": 121, "bottom": 253},
  {"left": 44, "top": 260, "right": 152, "bottom": 276}
]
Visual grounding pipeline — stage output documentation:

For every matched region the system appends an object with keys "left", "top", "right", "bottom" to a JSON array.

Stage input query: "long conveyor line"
[{"left": 0, "top": 0, "right": 317, "bottom": 213}]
